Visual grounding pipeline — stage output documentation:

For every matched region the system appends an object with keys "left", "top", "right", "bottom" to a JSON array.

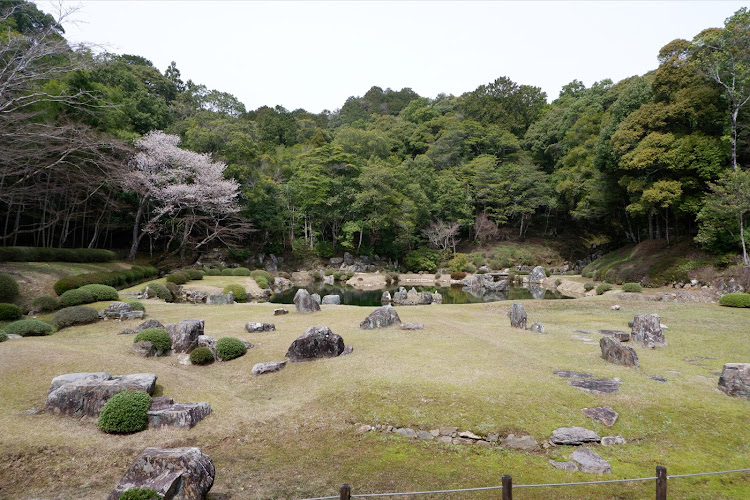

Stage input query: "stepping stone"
[
  {"left": 601, "top": 436, "right": 626, "bottom": 446},
  {"left": 401, "top": 323, "right": 424, "bottom": 330},
  {"left": 550, "top": 426, "right": 600, "bottom": 445},
  {"left": 251, "top": 361, "right": 286, "bottom": 375},
  {"left": 416, "top": 430, "right": 433, "bottom": 440},
  {"left": 649, "top": 376, "right": 667, "bottom": 383},
  {"left": 554, "top": 370, "right": 593, "bottom": 379},
  {"left": 245, "top": 322, "right": 275, "bottom": 332},
  {"left": 501, "top": 434, "right": 540, "bottom": 451},
  {"left": 570, "top": 448, "right": 612, "bottom": 474},
  {"left": 572, "top": 330, "right": 590, "bottom": 335},
  {"left": 581, "top": 406, "right": 618, "bottom": 427},
  {"left": 569, "top": 378, "right": 621, "bottom": 394},
  {"left": 147, "top": 397, "right": 211, "bottom": 429}
]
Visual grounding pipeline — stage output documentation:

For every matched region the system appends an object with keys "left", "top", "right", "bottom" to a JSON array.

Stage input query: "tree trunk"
[
  {"left": 128, "top": 198, "right": 146, "bottom": 262},
  {"left": 740, "top": 211, "right": 748, "bottom": 265}
]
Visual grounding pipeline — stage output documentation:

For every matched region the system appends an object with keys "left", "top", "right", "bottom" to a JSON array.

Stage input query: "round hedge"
[
  {"left": 204, "top": 268, "right": 221, "bottom": 276},
  {"left": 595, "top": 283, "right": 613, "bottom": 295},
  {"left": 0, "top": 303, "right": 22, "bottom": 321},
  {"left": 126, "top": 300, "right": 146, "bottom": 312},
  {"left": 97, "top": 390, "right": 152, "bottom": 434},
  {"left": 220, "top": 268, "right": 235, "bottom": 276},
  {"left": 250, "top": 269, "right": 273, "bottom": 282},
  {"left": 584, "top": 282, "right": 596, "bottom": 291},
  {"left": 622, "top": 282, "right": 643, "bottom": 293},
  {"left": 0, "top": 332, "right": 7, "bottom": 342},
  {"left": 120, "top": 488, "right": 162, "bottom": 500},
  {"left": 254, "top": 277, "right": 269, "bottom": 290},
  {"left": 222, "top": 284, "right": 247, "bottom": 302},
  {"left": 190, "top": 346, "right": 215, "bottom": 365},
  {"left": 186, "top": 269, "right": 204, "bottom": 280},
  {"left": 143, "top": 283, "right": 173, "bottom": 302},
  {"left": 0, "top": 273, "right": 19, "bottom": 303},
  {"left": 5, "top": 319, "right": 53, "bottom": 337},
  {"left": 719, "top": 293, "right": 750, "bottom": 308},
  {"left": 31, "top": 295, "right": 60, "bottom": 313},
  {"left": 216, "top": 337, "right": 247, "bottom": 361},
  {"left": 79, "top": 284, "right": 119, "bottom": 301},
  {"left": 60, "top": 288, "right": 95, "bottom": 307},
  {"left": 166, "top": 271, "right": 190, "bottom": 285},
  {"left": 51, "top": 306, "right": 100, "bottom": 330},
  {"left": 232, "top": 267, "right": 252, "bottom": 276},
  {"left": 134, "top": 328, "right": 172, "bottom": 352}
]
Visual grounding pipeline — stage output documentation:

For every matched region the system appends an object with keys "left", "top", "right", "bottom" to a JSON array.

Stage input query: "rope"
[
  {"left": 351, "top": 485, "right": 503, "bottom": 497},
  {"left": 669, "top": 468, "right": 750, "bottom": 479},
  {"left": 514, "top": 476, "right": 657, "bottom": 488}
]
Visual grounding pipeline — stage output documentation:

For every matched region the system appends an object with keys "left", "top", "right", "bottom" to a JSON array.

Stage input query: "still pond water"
[{"left": 270, "top": 283, "right": 572, "bottom": 307}]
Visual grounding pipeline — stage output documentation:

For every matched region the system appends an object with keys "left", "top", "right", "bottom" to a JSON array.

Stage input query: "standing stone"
[
  {"left": 286, "top": 326, "right": 345, "bottom": 362},
  {"left": 45, "top": 372, "right": 157, "bottom": 418},
  {"left": 107, "top": 447, "right": 215, "bottom": 500},
  {"left": 311, "top": 293, "right": 322, "bottom": 305},
  {"left": 432, "top": 290, "right": 443, "bottom": 304},
  {"left": 509, "top": 303, "right": 527, "bottom": 329},
  {"left": 245, "top": 322, "right": 275, "bottom": 332},
  {"left": 293, "top": 289, "right": 320, "bottom": 313},
  {"left": 166, "top": 319, "right": 205, "bottom": 354},
  {"left": 529, "top": 266, "right": 547, "bottom": 283},
  {"left": 322, "top": 294, "right": 341, "bottom": 305},
  {"left": 718, "top": 363, "right": 750, "bottom": 399},
  {"left": 600, "top": 336, "right": 639, "bottom": 368},
  {"left": 631, "top": 313, "right": 666, "bottom": 348},
  {"left": 360, "top": 305, "right": 401, "bottom": 329},
  {"left": 381, "top": 291, "right": 392, "bottom": 304},
  {"left": 581, "top": 406, "right": 618, "bottom": 427},
  {"left": 549, "top": 426, "right": 601, "bottom": 445}
]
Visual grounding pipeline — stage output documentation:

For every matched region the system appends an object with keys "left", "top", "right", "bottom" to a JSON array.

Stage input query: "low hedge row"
[
  {"left": 54, "top": 265, "right": 158, "bottom": 295},
  {"left": 4, "top": 319, "right": 53, "bottom": 337},
  {"left": 51, "top": 306, "right": 100, "bottom": 330},
  {"left": 719, "top": 293, "right": 750, "bottom": 308},
  {"left": 0, "top": 247, "right": 117, "bottom": 263}
]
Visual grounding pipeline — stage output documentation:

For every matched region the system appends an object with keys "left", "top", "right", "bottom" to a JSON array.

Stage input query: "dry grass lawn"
[{"left": 1, "top": 293, "right": 749, "bottom": 499}]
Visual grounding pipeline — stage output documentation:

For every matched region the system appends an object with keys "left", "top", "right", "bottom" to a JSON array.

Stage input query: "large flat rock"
[
  {"left": 147, "top": 397, "right": 211, "bottom": 429},
  {"left": 581, "top": 406, "right": 618, "bottom": 427},
  {"left": 569, "top": 377, "right": 622, "bottom": 394},
  {"left": 550, "top": 426, "right": 601, "bottom": 445},
  {"left": 46, "top": 372, "right": 157, "bottom": 418}
]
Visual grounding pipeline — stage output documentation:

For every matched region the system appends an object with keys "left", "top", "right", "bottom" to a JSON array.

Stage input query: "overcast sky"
[{"left": 40, "top": 1, "right": 747, "bottom": 114}]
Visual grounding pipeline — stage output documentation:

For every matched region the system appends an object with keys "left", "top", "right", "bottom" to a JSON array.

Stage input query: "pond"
[{"left": 270, "top": 283, "right": 573, "bottom": 306}]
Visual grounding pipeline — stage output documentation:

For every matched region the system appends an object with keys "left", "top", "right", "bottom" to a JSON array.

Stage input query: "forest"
[{"left": 2, "top": 1, "right": 750, "bottom": 266}]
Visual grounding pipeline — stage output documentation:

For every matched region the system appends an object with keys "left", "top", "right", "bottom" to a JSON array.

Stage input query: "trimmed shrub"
[
  {"left": 310, "top": 270, "right": 322, "bottom": 281},
  {"left": 0, "top": 332, "right": 7, "bottom": 342},
  {"left": 464, "top": 264, "right": 477, "bottom": 273},
  {"left": 31, "top": 295, "right": 60, "bottom": 313},
  {"left": 97, "top": 390, "right": 152, "bottom": 434},
  {"left": 220, "top": 268, "right": 235, "bottom": 276},
  {"left": 251, "top": 269, "right": 273, "bottom": 282},
  {"left": 223, "top": 284, "right": 247, "bottom": 302},
  {"left": 0, "top": 273, "right": 19, "bottom": 303},
  {"left": 190, "top": 346, "right": 215, "bottom": 365},
  {"left": 254, "top": 277, "right": 269, "bottom": 290},
  {"left": 622, "top": 282, "right": 643, "bottom": 293},
  {"left": 120, "top": 488, "right": 162, "bottom": 500},
  {"left": 324, "top": 269, "right": 334, "bottom": 277},
  {"left": 59, "top": 288, "right": 95, "bottom": 307},
  {"left": 166, "top": 271, "right": 190, "bottom": 285},
  {"left": 5, "top": 319, "right": 52, "bottom": 337},
  {"left": 51, "top": 306, "right": 99, "bottom": 330},
  {"left": 595, "top": 283, "right": 613, "bottom": 295},
  {"left": 0, "top": 247, "right": 117, "bottom": 263},
  {"left": 450, "top": 271, "right": 467, "bottom": 280},
  {"left": 126, "top": 300, "right": 146, "bottom": 312},
  {"left": 719, "top": 293, "right": 750, "bottom": 308},
  {"left": 0, "top": 303, "right": 22, "bottom": 321},
  {"left": 584, "top": 282, "right": 596, "bottom": 291},
  {"left": 53, "top": 266, "right": 158, "bottom": 295},
  {"left": 232, "top": 267, "right": 252, "bottom": 276},
  {"left": 134, "top": 328, "right": 172, "bottom": 352},
  {"left": 165, "top": 282, "right": 179, "bottom": 300},
  {"left": 204, "top": 268, "right": 221, "bottom": 276},
  {"left": 216, "top": 337, "right": 247, "bottom": 361},
  {"left": 143, "top": 283, "right": 173, "bottom": 302},
  {"left": 79, "top": 284, "right": 119, "bottom": 301},
  {"left": 186, "top": 269, "right": 204, "bottom": 280}
]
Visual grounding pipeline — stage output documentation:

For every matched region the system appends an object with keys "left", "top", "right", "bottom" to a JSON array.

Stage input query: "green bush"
[
  {"left": 254, "top": 277, "right": 269, "bottom": 290},
  {"left": 324, "top": 269, "right": 334, "bottom": 276},
  {"left": 223, "top": 284, "right": 247, "bottom": 302},
  {"left": 310, "top": 270, "right": 322, "bottom": 281},
  {"left": 53, "top": 266, "right": 158, "bottom": 295},
  {"left": 0, "top": 332, "right": 7, "bottom": 342},
  {"left": 165, "top": 282, "right": 180, "bottom": 301},
  {"left": 143, "top": 283, "right": 173, "bottom": 302},
  {"left": 232, "top": 267, "right": 252, "bottom": 276},
  {"left": 464, "top": 264, "right": 477, "bottom": 273},
  {"left": 126, "top": 300, "right": 146, "bottom": 312},
  {"left": 166, "top": 271, "right": 190, "bottom": 285},
  {"left": 583, "top": 271, "right": 594, "bottom": 278},
  {"left": 51, "top": 306, "right": 100, "bottom": 330},
  {"left": 97, "top": 390, "right": 152, "bottom": 434},
  {"left": 545, "top": 270, "right": 551, "bottom": 277},
  {"left": 251, "top": 269, "right": 273, "bottom": 282},
  {"left": 584, "top": 282, "right": 596, "bottom": 291},
  {"left": 186, "top": 269, "right": 204, "bottom": 280},
  {"left": 60, "top": 288, "right": 95, "bottom": 307},
  {"left": 0, "top": 247, "right": 117, "bottom": 263},
  {"left": 120, "top": 488, "right": 162, "bottom": 500},
  {"left": 314, "top": 241, "right": 334, "bottom": 258},
  {"left": 189, "top": 346, "right": 215, "bottom": 365},
  {"left": 595, "top": 283, "right": 613, "bottom": 295},
  {"left": 622, "top": 282, "right": 643, "bottom": 293},
  {"left": 216, "top": 337, "right": 246, "bottom": 361},
  {"left": 220, "top": 268, "right": 235, "bottom": 276},
  {"left": 450, "top": 271, "right": 467, "bottom": 280},
  {"left": 470, "top": 253, "right": 485, "bottom": 267},
  {"left": 204, "top": 268, "right": 221, "bottom": 276},
  {"left": 719, "top": 293, "right": 750, "bottom": 308},
  {"left": 447, "top": 253, "right": 471, "bottom": 272},
  {"left": 5, "top": 319, "right": 53, "bottom": 337},
  {"left": 31, "top": 295, "right": 60, "bottom": 313},
  {"left": 79, "top": 284, "right": 120, "bottom": 301},
  {"left": 0, "top": 273, "right": 19, "bottom": 303},
  {"left": 0, "top": 303, "right": 22, "bottom": 321},
  {"left": 404, "top": 248, "right": 442, "bottom": 273},
  {"left": 134, "top": 328, "right": 172, "bottom": 352}
]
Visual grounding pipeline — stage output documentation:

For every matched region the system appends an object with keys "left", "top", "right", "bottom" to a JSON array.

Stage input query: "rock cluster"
[
  {"left": 100, "top": 302, "right": 144, "bottom": 321},
  {"left": 45, "top": 372, "right": 157, "bottom": 418},
  {"left": 461, "top": 274, "right": 509, "bottom": 293},
  {"left": 392, "top": 287, "right": 435, "bottom": 305},
  {"left": 358, "top": 424, "right": 539, "bottom": 450},
  {"left": 206, "top": 292, "right": 234, "bottom": 305}
]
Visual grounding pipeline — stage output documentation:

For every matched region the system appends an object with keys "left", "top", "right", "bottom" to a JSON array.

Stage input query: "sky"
[{"left": 40, "top": 0, "right": 748, "bottom": 114}]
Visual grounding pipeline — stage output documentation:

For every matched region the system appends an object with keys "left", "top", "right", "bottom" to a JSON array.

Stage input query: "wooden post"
[
  {"left": 656, "top": 466, "right": 667, "bottom": 500},
  {"left": 340, "top": 483, "right": 351, "bottom": 500},
  {"left": 502, "top": 475, "right": 512, "bottom": 500}
]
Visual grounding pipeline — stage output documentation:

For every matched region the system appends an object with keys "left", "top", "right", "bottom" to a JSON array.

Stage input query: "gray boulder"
[
  {"left": 401, "top": 323, "right": 424, "bottom": 330},
  {"left": 206, "top": 291, "right": 233, "bottom": 305},
  {"left": 718, "top": 363, "right": 750, "bottom": 399},
  {"left": 252, "top": 361, "right": 287, "bottom": 375},
  {"left": 135, "top": 318, "right": 165, "bottom": 332},
  {"left": 554, "top": 448, "right": 612, "bottom": 474},
  {"left": 381, "top": 291, "right": 392, "bottom": 304},
  {"left": 392, "top": 287, "right": 407, "bottom": 304},
  {"left": 147, "top": 397, "right": 211, "bottom": 429},
  {"left": 45, "top": 372, "right": 157, "bottom": 418},
  {"left": 107, "top": 447, "right": 215, "bottom": 500},
  {"left": 569, "top": 377, "right": 622, "bottom": 394},
  {"left": 529, "top": 266, "right": 547, "bottom": 284},
  {"left": 311, "top": 293, "right": 321, "bottom": 305},
  {"left": 166, "top": 319, "right": 204, "bottom": 353},
  {"left": 245, "top": 322, "right": 275, "bottom": 332},
  {"left": 132, "top": 340, "right": 165, "bottom": 357},
  {"left": 433, "top": 290, "right": 443, "bottom": 304},
  {"left": 286, "top": 326, "right": 345, "bottom": 362},
  {"left": 274, "top": 308, "right": 289, "bottom": 316},
  {"left": 529, "top": 322, "right": 546, "bottom": 334},
  {"left": 360, "top": 305, "right": 401, "bottom": 329},
  {"left": 550, "top": 426, "right": 601, "bottom": 445},
  {"left": 322, "top": 294, "right": 341, "bottom": 305},
  {"left": 501, "top": 434, "right": 540, "bottom": 451},
  {"left": 581, "top": 406, "right": 618, "bottom": 427},
  {"left": 294, "top": 289, "right": 320, "bottom": 313},
  {"left": 323, "top": 274, "right": 335, "bottom": 285},
  {"left": 100, "top": 302, "right": 143, "bottom": 321},
  {"left": 600, "top": 336, "right": 639, "bottom": 368},
  {"left": 509, "top": 303, "right": 527, "bottom": 329},
  {"left": 631, "top": 313, "right": 666, "bottom": 348}
]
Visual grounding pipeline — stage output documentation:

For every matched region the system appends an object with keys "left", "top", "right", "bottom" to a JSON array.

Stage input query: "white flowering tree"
[{"left": 127, "top": 130, "right": 250, "bottom": 262}]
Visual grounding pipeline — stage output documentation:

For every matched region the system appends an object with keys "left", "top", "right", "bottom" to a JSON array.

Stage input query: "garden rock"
[
  {"left": 381, "top": 291, "right": 392, "bottom": 304},
  {"left": 245, "top": 322, "right": 275, "bottom": 332},
  {"left": 107, "top": 447, "right": 215, "bottom": 500},
  {"left": 569, "top": 377, "right": 621, "bottom": 394},
  {"left": 502, "top": 434, "right": 540, "bottom": 451},
  {"left": 529, "top": 322, "right": 545, "bottom": 334},
  {"left": 206, "top": 292, "right": 233, "bottom": 305},
  {"left": 631, "top": 313, "right": 666, "bottom": 348},
  {"left": 100, "top": 302, "right": 144, "bottom": 321},
  {"left": 135, "top": 318, "right": 165, "bottom": 332},
  {"left": 401, "top": 323, "right": 424, "bottom": 330},
  {"left": 554, "top": 370, "right": 593, "bottom": 379},
  {"left": 322, "top": 294, "right": 341, "bottom": 305},
  {"left": 568, "top": 448, "right": 612, "bottom": 474},
  {"left": 118, "top": 328, "right": 136, "bottom": 335},
  {"left": 166, "top": 319, "right": 204, "bottom": 353},
  {"left": 274, "top": 308, "right": 289, "bottom": 315},
  {"left": 550, "top": 426, "right": 601, "bottom": 445},
  {"left": 600, "top": 336, "right": 639, "bottom": 368},
  {"left": 395, "top": 428, "right": 417, "bottom": 438},
  {"left": 360, "top": 305, "right": 401, "bottom": 329},
  {"left": 312, "top": 293, "right": 321, "bottom": 305},
  {"left": 323, "top": 274, "right": 334, "bottom": 285},
  {"left": 509, "top": 303, "right": 527, "bottom": 329},
  {"left": 197, "top": 335, "right": 252, "bottom": 359},
  {"left": 132, "top": 340, "right": 163, "bottom": 357},
  {"left": 529, "top": 266, "right": 546, "bottom": 283},
  {"left": 286, "top": 326, "right": 345, "bottom": 362},
  {"left": 294, "top": 289, "right": 320, "bottom": 313},
  {"left": 718, "top": 363, "right": 750, "bottom": 399},
  {"left": 45, "top": 372, "right": 157, "bottom": 418},
  {"left": 601, "top": 436, "right": 626, "bottom": 446},
  {"left": 147, "top": 397, "right": 211, "bottom": 429},
  {"left": 433, "top": 290, "right": 443, "bottom": 304},
  {"left": 252, "top": 361, "right": 287, "bottom": 375},
  {"left": 581, "top": 406, "right": 618, "bottom": 427}
]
